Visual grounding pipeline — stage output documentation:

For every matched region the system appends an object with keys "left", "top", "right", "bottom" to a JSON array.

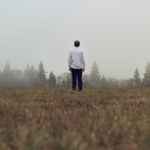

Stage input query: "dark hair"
[{"left": 74, "top": 40, "right": 80, "bottom": 47}]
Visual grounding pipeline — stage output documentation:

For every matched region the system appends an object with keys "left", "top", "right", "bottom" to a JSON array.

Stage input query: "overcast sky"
[{"left": 0, "top": 0, "right": 150, "bottom": 78}]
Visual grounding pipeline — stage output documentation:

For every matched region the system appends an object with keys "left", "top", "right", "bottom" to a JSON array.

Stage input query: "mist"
[{"left": 0, "top": 0, "right": 150, "bottom": 79}]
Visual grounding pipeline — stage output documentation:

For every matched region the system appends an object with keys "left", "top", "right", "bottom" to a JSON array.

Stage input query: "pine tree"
[
  {"left": 143, "top": 63, "right": 150, "bottom": 87},
  {"left": 89, "top": 61, "right": 101, "bottom": 87},
  {"left": 38, "top": 61, "right": 47, "bottom": 87},
  {"left": 83, "top": 74, "right": 89, "bottom": 88},
  {"left": 48, "top": 72, "right": 56, "bottom": 87},
  {"left": 2, "top": 62, "right": 13, "bottom": 86},
  {"left": 24, "top": 65, "right": 31, "bottom": 80},
  {"left": 101, "top": 75, "right": 107, "bottom": 88},
  {"left": 3, "top": 62, "right": 11, "bottom": 76},
  {"left": 133, "top": 68, "right": 141, "bottom": 87},
  {"left": 24, "top": 65, "right": 38, "bottom": 86}
]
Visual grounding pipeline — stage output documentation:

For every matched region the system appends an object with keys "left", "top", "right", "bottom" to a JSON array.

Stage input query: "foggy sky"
[{"left": 0, "top": 0, "right": 150, "bottom": 78}]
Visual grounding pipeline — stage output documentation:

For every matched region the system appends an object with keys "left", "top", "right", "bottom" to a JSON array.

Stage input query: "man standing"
[{"left": 68, "top": 40, "right": 85, "bottom": 91}]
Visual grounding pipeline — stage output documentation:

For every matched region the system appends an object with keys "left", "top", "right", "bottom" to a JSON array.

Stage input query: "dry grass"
[{"left": 0, "top": 88, "right": 150, "bottom": 150}]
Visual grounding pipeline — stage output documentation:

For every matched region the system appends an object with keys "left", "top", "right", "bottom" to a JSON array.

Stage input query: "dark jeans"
[{"left": 71, "top": 68, "right": 82, "bottom": 91}]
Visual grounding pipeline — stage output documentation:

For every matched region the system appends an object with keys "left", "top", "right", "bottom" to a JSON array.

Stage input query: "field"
[{"left": 0, "top": 88, "right": 150, "bottom": 150}]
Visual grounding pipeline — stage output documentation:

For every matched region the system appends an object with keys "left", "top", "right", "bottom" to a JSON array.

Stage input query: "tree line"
[{"left": 0, "top": 61, "right": 150, "bottom": 88}]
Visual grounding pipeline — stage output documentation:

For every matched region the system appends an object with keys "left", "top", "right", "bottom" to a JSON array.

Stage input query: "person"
[{"left": 68, "top": 40, "right": 85, "bottom": 91}]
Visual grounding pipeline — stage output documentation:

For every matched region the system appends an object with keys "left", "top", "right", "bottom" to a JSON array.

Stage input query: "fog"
[{"left": 0, "top": 0, "right": 150, "bottom": 79}]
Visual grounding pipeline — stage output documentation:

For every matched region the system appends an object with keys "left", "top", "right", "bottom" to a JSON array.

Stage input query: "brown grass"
[{"left": 0, "top": 88, "right": 150, "bottom": 150}]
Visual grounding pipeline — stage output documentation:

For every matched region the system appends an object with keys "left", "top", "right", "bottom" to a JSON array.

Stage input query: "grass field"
[{"left": 0, "top": 88, "right": 150, "bottom": 150}]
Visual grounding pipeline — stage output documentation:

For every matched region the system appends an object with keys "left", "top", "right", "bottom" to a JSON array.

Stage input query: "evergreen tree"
[
  {"left": 12, "top": 69, "right": 23, "bottom": 80},
  {"left": 133, "top": 68, "right": 141, "bottom": 87},
  {"left": 3, "top": 62, "right": 11, "bottom": 75},
  {"left": 127, "top": 78, "right": 134, "bottom": 87},
  {"left": 143, "top": 62, "right": 150, "bottom": 87},
  {"left": 38, "top": 61, "right": 47, "bottom": 87},
  {"left": 83, "top": 74, "right": 89, "bottom": 88},
  {"left": 89, "top": 61, "right": 101, "bottom": 87},
  {"left": 48, "top": 72, "right": 56, "bottom": 87},
  {"left": 2, "top": 62, "right": 13, "bottom": 86},
  {"left": 24, "top": 65, "right": 38, "bottom": 86},
  {"left": 0, "top": 71, "right": 3, "bottom": 87},
  {"left": 24, "top": 65, "right": 31, "bottom": 79},
  {"left": 101, "top": 75, "right": 107, "bottom": 88}
]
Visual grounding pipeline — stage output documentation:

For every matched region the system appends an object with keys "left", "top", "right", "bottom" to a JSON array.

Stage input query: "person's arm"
[
  {"left": 81, "top": 51, "right": 85, "bottom": 72},
  {"left": 68, "top": 51, "right": 72, "bottom": 71}
]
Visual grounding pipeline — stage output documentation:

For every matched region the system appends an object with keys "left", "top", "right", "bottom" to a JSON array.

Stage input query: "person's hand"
[
  {"left": 69, "top": 68, "right": 71, "bottom": 72},
  {"left": 82, "top": 68, "right": 85, "bottom": 72}
]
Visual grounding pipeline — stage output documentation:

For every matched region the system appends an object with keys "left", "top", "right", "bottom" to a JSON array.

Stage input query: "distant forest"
[{"left": 0, "top": 61, "right": 150, "bottom": 88}]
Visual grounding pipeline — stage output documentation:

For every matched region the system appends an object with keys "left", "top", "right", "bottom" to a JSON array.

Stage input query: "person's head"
[{"left": 74, "top": 40, "right": 80, "bottom": 47}]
